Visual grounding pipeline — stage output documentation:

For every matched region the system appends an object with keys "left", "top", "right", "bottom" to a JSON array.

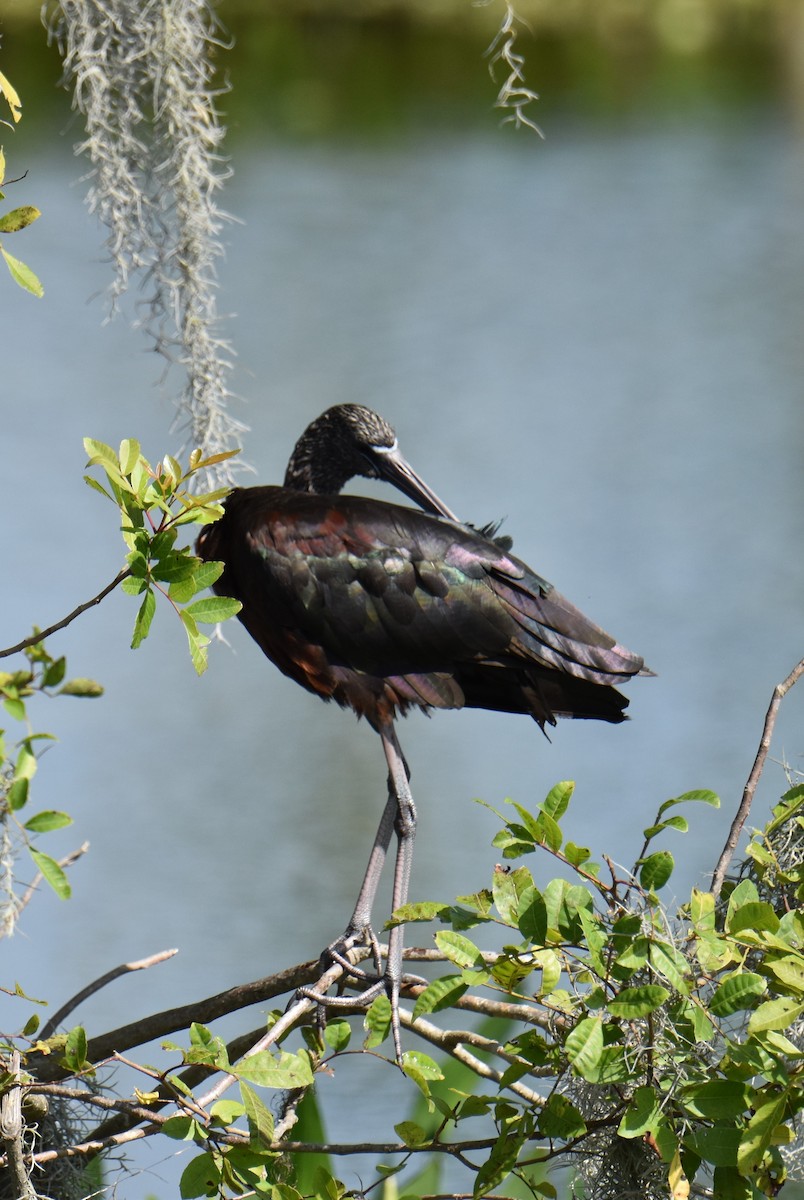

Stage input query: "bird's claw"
[{"left": 294, "top": 929, "right": 406, "bottom": 1062}]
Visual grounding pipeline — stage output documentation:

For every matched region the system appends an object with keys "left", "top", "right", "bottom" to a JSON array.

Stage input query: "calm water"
[{"left": 2, "top": 44, "right": 804, "bottom": 1198}]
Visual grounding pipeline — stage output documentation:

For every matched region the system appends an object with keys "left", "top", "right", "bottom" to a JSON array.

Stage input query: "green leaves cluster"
[
  {"left": 0, "top": 639, "right": 102, "bottom": 905},
  {"left": 391, "top": 783, "right": 803, "bottom": 1198},
  {"left": 162, "top": 1022, "right": 318, "bottom": 1198},
  {"left": 84, "top": 438, "right": 242, "bottom": 673},
  {"left": 0, "top": 70, "right": 43, "bottom": 297}
]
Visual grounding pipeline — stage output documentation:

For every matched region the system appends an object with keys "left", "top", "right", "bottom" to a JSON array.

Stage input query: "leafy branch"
[
  {"left": 0, "top": 69, "right": 43, "bottom": 297},
  {"left": 5, "top": 775, "right": 801, "bottom": 1199},
  {"left": 82, "top": 438, "right": 241, "bottom": 673},
  {"left": 0, "top": 639, "right": 102, "bottom": 915},
  {"left": 0, "top": 441, "right": 241, "bottom": 673}
]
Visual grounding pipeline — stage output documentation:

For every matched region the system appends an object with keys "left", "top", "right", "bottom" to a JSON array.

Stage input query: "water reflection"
[{"left": 2, "top": 66, "right": 804, "bottom": 1198}]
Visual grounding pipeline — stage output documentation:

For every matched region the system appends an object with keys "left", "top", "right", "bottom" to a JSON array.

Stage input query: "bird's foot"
[{"left": 295, "top": 928, "right": 421, "bottom": 1063}]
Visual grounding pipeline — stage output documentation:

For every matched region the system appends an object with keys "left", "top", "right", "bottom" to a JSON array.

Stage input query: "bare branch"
[
  {"left": 402, "top": 1009, "right": 548, "bottom": 1105},
  {"left": 0, "top": 570, "right": 130, "bottom": 659},
  {"left": 40, "top": 948, "right": 178, "bottom": 1039},
  {"left": 711, "top": 655, "right": 804, "bottom": 898},
  {"left": 0, "top": 1052, "right": 37, "bottom": 1200}
]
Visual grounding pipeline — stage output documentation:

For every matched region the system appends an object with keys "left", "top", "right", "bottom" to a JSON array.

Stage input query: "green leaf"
[
  {"left": 58, "top": 678, "right": 104, "bottom": 698},
  {"left": 726, "top": 900, "right": 780, "bottom": 936},
  {"left": 3, "top": 695, "right": 25, "bottom": 721},
  {"left": 544, "top": 879, "right": 594, "bottom": 940},
  {"left": 492, "top": 864, "right": 533, "bottom": 924},
  {"left": 22, "top": 1013, "right": 40, "bottom": 1037},
  {"left": 83, "top": 474, "right": 114, "bottom": 502},
  {"left": 565, "top": 1016, "right": 603, "bottom": 1081},
  {"left": 737, "top": 1093, "right": 788, "bottom": 1174},
  {"left": 209, "top": 1099, "right": 244, "bottom": 1126},
  {"left": 131, "top": 588, "right": 156, "bottom": 649},
  {"left": 1, "top": 247, "right": 43, "bottom": 296},
  {"left": 387, "top": 900, "right": 449, "bottom": 925},
  {"left": 7, "top": 777, "right": 28, "bottom": 811},
  {"left": 711, "top": 1166, "right": 754, "bottom": 1200},
  {"left": 412, "top": 975, "right": 468, "bottom": 1019},
  {"left": 29, "top": 849, "right": 71, "bottom": 900},
  {"left": 176, "top": 558, "right": 224, "bottom": 594},
  {"left": 15, "top": 742, "right": 37, "bottom": 782},
  {"left": 658, "top": 789, "right": 720, "bottom": 816},
  {"left": 236, "top": 1049, "right": 313, "bottom": 1089},
  {"left": 240, "top": 1082, "right": 275, "bottom": 1147},
  {"left": 517, "top": 885, "right": 548, "bottom": 944},
  {"left": 83, "top": 437, "right": 117, "bottom": 466},
  {"left": 394, "top": 1120, "right": 430, "bottom": 1147},
  {"left": 643, "top": 815, "right": 688, "bottom": 838},
  {"left": 121, "top": 575, "right": 147, "bottom": 596},
  {"left": 363, "top": 993, "right": 391, "bottom": 1048},
  {"left": 538, "top": 1092, "right": 586, "bottom": 1139},
  {"left": 608, "top": 984, "right": 669, "bottom": 1018},
  {"left": 690, "top": 887, "right": 716, "bottom": 930},
  {"left": 401, "top": 1049, "right": 443, "bottom": 1102},
  {"left": 63, "top": 1024, "right": 88, "bottom": 1070},
  {"left": 686, "top": 1124, "right": 741, "bottom": 1167},
  {"left": 42, "top": 656, "right": 66, "bottom": 688},
  {"left": 323, "top": 1019, "right": 351, "bottom": 1052},
  {"left": 618, "top": 1086, "right": 662, "bottom": 1138},
  {"left": 0, "top": 204, "right": 41, "bottom": 232},
  {"left": 401, "top": 1050, "right": 442, "bottom": 1080},
  {"left": 726, "top": 877, "right": 759, "bottom": 910},
  {"left": 24, "top": 810, "right": 73, "bottom": 833},
  {"left": 181, "top": 610, "right": 211, "bottom": 675},
  {"left": 533, "top": 809, "right": 562, "bottom": 851},
  {"left": 151, "top": 553, "right": 197, "bottom": 584},
  {"left": 183, "top": 596, "right": 242, "bottom": 624},
  {"left": 473, "top": 1128, "right": 523, "bottom": 1197},
  {"left": 162, "top": 1115, "right": 201, "bottom": 1141},
  {"left": 765, "top": 955, "right": 804, "bottom": 992},
  {"left": 119, "top": 438, "right": 141, "bottom": 475},
  {"left": 639, "top": 849, "right": 674, "bottom": 891},
  {"left": 614, "top": 933, "right": 649, "bottom": 973},
  {"left": 434, "top": 930, "right": 483, "bottom": 969},
  {"left": 748, "top": 996, "right": 804, "bottom": 1034},
  {"left": 709, "top": 972, "right": 767, "bottom": 1017},
  {"left": 564, "top": 841, "right": 592, "bottom": 867},
  {"left": 681, "top": 1080, "right": 750, "bottom": 1120},
  {"left": 542, "top": 779, "right": 575, "bottom": 819},
  {"left": 180, "top": 1151, "right": 221, "bottom": 1198},
  {"left": 532, "top": 948, "right": 562, "bottom": 996},
  {"left": 649, "top": 940, "right": 691, "bottom": 993}
]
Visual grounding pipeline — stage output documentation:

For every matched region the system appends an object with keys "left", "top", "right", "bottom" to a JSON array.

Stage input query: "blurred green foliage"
[{"left": 1, "top": 3, "right": 783, "bottom": 142}]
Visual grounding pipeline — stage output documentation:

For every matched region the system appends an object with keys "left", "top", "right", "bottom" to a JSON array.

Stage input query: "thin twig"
[
  {"left": 711, "top": 655, "right": 804, "bottom": 898},
  {"left": 18, "top": 1127, "right": 501, "bottom": 1169},
  {"left": 0, "top": 569, "right": 130, "bottom": 659},
  {"left": 402, "top": 1009, "right": 547, "bottom": 1105},
  {"left": 40, "top": 948, "right": 178, "bottom": 1039},
  {"left": 16, "top": 841, "right": 91, "bottom": 917}
]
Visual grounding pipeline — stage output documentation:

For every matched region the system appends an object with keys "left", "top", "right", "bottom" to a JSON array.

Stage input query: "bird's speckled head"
[{"left": 284, "top": 405, "right": 399, "bottom": 494}]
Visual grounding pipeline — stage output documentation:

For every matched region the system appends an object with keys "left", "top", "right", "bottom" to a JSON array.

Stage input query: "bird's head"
[{"left": 283, "top": 404, "right": 458, "bottom": 520}]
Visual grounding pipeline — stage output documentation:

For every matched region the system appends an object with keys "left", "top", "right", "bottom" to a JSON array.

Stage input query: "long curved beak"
[{"left": 371, "top": 444, "right": 460, "bottom": 522}]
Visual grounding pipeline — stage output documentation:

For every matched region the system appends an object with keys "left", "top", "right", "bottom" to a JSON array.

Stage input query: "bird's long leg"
[
  {"left": 343, "top": 787, "right": 397, "bottom": 948},
  {"left": 297, "top": 720, "right": 417, "bottom": 1062},
  {"left": 378, "top": 719, "right": 417, "bottom": 1061}
]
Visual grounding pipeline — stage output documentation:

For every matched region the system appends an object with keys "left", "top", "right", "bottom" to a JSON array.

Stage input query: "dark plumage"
[
  {"left": 196, "top": 404, "right": 651, "bottom": 1057},
  {"left": 198, "top": 406, "right": 648, "bottom": 732}
]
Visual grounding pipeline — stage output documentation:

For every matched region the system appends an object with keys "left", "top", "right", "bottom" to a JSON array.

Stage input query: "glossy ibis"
[{"left": 196, "top": 404, "right": 650, "bottom": 1057}]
